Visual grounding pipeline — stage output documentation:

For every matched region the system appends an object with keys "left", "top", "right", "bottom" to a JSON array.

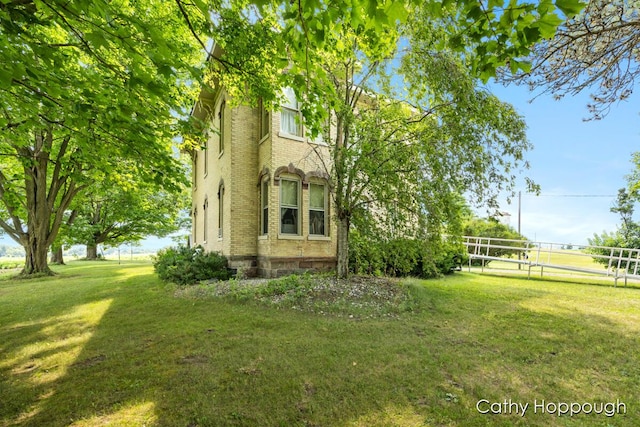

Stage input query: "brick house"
[{"left": 190, "top": 77, "right": 337, "bottom": 277}]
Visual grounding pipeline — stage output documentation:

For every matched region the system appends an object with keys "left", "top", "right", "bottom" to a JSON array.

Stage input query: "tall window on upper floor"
[
  {"left": 219, "top": 100, "right": 226, "bottom": 154},
  {"left": 192, "top": 207, "right": 198, "bottom": 244},
  {"left": 280, "top": 87, "right": 302, "bottom": 137},
  {"left": 280, "top": 178, "right": 300, "bottom": 235},
  {"left": 192, "top": 152, "right": 198, "bottom": 189},
  {"left": 203, "top": 197, "right": 208, "bottom": 243},
  {"left": 261, "top": 178, "right": 269, "bottom": 235},
  {"left": 260, "top": 99, "right": 270, "bottom": 140},
  {"left": 309, "top": 183, "right": 328, "bottom": 236},
  {"left": 310, "top": 111, "right": 330, "bottom": 145},
  {"left": 218, "top": 184, "right": 224, "bottom": 238},
  {"left": 203, "top": 135, "right": 209, "bottom": 176}
]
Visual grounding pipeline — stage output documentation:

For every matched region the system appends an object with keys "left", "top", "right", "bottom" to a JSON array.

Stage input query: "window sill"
[
  {"left": 278, "top": 234, "right": 304, "bottom": 240},
  {"left": 258, "top": 235, "right": 268, "bottom": 240},
  {"left": 258, "top": 134, "right": 270, "bottom": 145},
  {"left": 218, "top": 151, "right": 224, "bottom": 159},
  {"left": 308, "top": 235, "right": 331, "bottom": 241},
  {"left": 278, "top": 132, "right": 305, "bottom": 142}
]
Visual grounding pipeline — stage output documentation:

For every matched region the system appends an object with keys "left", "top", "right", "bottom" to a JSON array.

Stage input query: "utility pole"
[
  {"left": 518, "top": 191, "right": 522, "bottom": 269},
  {"left": 518, "top": 190, "right": 521, "bottom": 235}
]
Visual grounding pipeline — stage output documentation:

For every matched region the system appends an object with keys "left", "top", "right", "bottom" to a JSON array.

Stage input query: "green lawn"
[{"left": 1, "top": 261, "right": 638, "bottom": 426}]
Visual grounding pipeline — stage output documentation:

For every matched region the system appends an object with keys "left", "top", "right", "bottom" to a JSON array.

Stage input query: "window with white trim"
[
  {"left": 203, "top": 197, "right": 208, "bottom": 243},
  {"left": 218, "top": 185, "right": 224, "bottom": 238},
  {"left": 310, "top": 111, "right": 330, "bottom": 145},
  {"left": 192, "top": 207, "right": 198, "bottom": 244},
  {"left": 192, "top": 152, "right": 198, "bottom": 189},
  {"left": 309, "top": 183, "right": 328, "bottom": 236},
  {"left": 279, "top": 178, "right": 300, "bottom": 235},
  {"left": 280, "top": 87, "right": 302, "bottom": 137},
  {"left": 260, "top": 99, "right": 270, "bottom": 140},
  {"left": 203, "top": 136, "right": 208, "bottom": 176},
  {"left": 219, "top": 100, "right": 226, "bottom": 154},
  {"left": 261, "top": 178, "right": 269, "bottom": 235}
]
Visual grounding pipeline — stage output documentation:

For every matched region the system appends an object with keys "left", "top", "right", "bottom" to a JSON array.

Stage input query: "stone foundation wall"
[{"left": 257, "top": 256, "right": 336, "bottom": 278}]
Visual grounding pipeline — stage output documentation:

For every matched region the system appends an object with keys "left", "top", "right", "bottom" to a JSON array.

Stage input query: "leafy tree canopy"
[
  {"left": 0, "top": 0, "right": 583, "bottom": 276},
  {"left": 504, "top": 0, "right": 638, "bottom": 120},
  {"left": 61, "top": 173, "right": 188, "bottom": 259},
  {"left": 0, "top": 0, "right": 206, "bottom": 274},
  {"left": 251, "top": 0, "right": 580, "bottom": 277}
]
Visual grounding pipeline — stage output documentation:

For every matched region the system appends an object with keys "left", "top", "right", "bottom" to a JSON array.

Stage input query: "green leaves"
[
  {"left": 0, "top": 0, "right": 202, "bottom": 271},
  {"left": 536, "top": 12, "right": 564, "bottom": 38},
  {"left": 416, "top": 0, "right": 583, "bottom": 81},
  {"left": 0, "top": 68, "right": 12, "bottom": 89},
  {"left": 555, "top": 0, "right": 585, "bottom": 17}
]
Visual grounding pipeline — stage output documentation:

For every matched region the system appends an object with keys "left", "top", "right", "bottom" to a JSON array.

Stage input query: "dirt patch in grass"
[
  {"left": 174, "top": 274, "right": 419, "bottom": 318},
  {"left": 72, "top": 354, "right": 107, "bottom": 368}
]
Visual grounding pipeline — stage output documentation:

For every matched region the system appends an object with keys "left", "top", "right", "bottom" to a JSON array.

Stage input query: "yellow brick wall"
[
  {"left": 192, "top": 92, "right": 231, "bottom": 256},
  {"left": 263, "top": 109, "right": 337, "bottom": 260},
  {"left": 229, "top": 104, "right": 259, "bottom": 256}
]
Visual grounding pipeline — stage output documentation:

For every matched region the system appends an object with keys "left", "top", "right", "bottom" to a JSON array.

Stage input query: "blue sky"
[{"left": 481, "top": 81, "right": 639, "bottom": 246}]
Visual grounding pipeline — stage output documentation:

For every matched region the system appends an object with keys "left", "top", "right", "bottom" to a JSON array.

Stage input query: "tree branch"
[{"left": 174, "top": 0, "right": 210, "bottom": 55}]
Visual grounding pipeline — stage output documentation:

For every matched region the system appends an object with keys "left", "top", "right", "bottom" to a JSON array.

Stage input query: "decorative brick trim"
[
  {"left": 274, "top": 163, "right": 305, "bottom": 185},
  {"left": 257, "top": 166, "right": 270, "bottom": 186},
  {"left": 304, "top": 169, "right": 331, "bottom": 184}
]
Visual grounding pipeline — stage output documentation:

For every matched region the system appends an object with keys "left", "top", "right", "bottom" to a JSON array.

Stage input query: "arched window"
[
  {"left": 203, "top": 136, "right": 209, "bottom": 177},
  {"left": 192, "top": 152, "right": 198, "bottom": 189},
  {"left": 218, "top": 100, "right": 226, "bottom": 154},
  {"left": 192, "top": 207, "right": 198, "bottom": 244},
  {"left": 261, "top": 177, "right": 269, "bottom": 235},
  {"left": 203, "top": 197, "right": 208, "bottom": 243},
  {"left": 218, "top": 184, "right": 224, "bottom": 238}
]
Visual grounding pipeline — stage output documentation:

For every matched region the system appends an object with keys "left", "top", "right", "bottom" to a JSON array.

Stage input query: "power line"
[{"left": 526, "top": 194, "right": 616, "bottom": 198}]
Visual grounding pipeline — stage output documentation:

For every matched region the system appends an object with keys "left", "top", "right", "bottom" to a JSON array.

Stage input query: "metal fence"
[{"left": 463, "top": 236, "right": 640, "bottom": 286}]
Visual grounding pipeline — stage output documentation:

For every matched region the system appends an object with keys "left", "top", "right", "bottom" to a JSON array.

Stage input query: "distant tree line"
[{"left": 0, "top": 245, "right": 25, "bottom": 258}]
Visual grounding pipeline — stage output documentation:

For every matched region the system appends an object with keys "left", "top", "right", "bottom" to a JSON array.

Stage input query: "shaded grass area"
[{"left": 0, "top": 261, "right": 638, "bottom": 426}]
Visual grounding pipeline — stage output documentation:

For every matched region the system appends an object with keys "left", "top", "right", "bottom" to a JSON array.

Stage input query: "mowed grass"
[{"left": 0, "top": 261, "right": 639, "bottom": 426}]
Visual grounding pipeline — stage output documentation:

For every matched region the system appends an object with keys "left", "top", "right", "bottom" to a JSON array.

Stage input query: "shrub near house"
[
  {"left": 349, "top": 231, "right": 465, "bottom": 278},
  {"left": 154, "top": 246, "right": 231, "bottom": 285}
]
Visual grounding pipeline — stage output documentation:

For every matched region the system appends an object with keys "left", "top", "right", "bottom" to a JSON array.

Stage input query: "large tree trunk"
[
  {"left": 336, "top": 215, "right": 350, "bottom": 279},
  {"left": 86, "top": 244, "right": 98, "bottom": 260},
  {"left": 50, "top": 246, "right": 65, "bottom": 265},
  {"left": 23, "top": 235, "right": 52, "bottom": 275},
  {"left": 2, "top": 130, "right": 83, "bottom": 276}
]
